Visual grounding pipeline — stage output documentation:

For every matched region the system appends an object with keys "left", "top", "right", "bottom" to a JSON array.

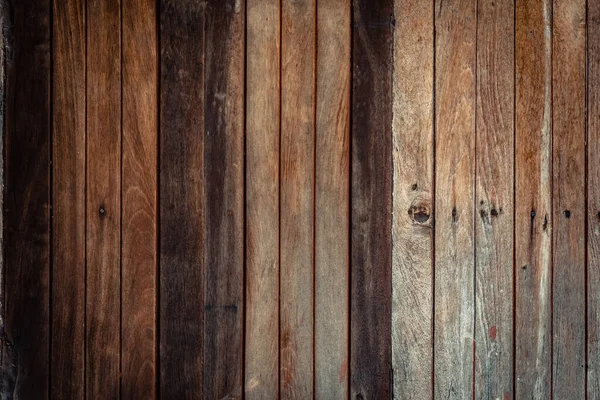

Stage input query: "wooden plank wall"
[{"left": 3, "top": 0, "right": 600, "bottom": 398}]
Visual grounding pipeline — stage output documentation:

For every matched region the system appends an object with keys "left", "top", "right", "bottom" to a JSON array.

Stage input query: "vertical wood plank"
[
  {"left": 245, "top": 0, "right": 280, "bottom": 397},
  {"left": 474, "top": 0, "right": 514, "bottom": 398},
  {"left": 589, "top": 0, "right": 600, "bottom": 395},
  {"left": 514, "top": 0, "right": 552, "bottom": 397},
  {"left": 433, "top": 0, "right": 476, "bottom": 397},
  {"left": 280, "top": 0, "right": 315, "bottom": 397},
  {"left": 351, "top": 0, "right": 393, "bottom": 397},
  {"left": 86, "top": 0, "right": 121, "bottom": 397},
  {"left": 314, "top": 0, "right": 350, "bottom": 397},
  {"left": 159, "top": 0, "right": 205, "bottom": 397},
  {"left": 122, "top": 0, "right": 157, "bottom": 397},
  {"left": 391, "top": 0, "right": 434, "bottom": 397},
  {"left": 4, "top": 0, "right": 51, "bottom": 397},
  {"left": 52, "top": 0, "right": 86, "bottom": 397},
  {"left": 552, "top": 0, "right": 586, "bottom": 397},
  {"left": 203, "top": 1, "right": 244, "bottom": 398}
]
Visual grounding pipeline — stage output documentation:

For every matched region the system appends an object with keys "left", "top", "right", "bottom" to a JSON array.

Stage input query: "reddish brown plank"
[
  {"left": 434, "top": 0, "right": 476, "bottom": 398},
  {"left": 514, "top": 0, "right": 552, "bottom": 397},
  {"left": 245, "top": 0, "right": 280, "bottom": 398},
  {"left": 122, "top": 0, "right": 157, "bottom": 397},
  {"left": 51, "top": 0, "right": 86, "bottom": 397},
  {"left": 203, "top": 1, "right": 245, "bottom": 398},
  {"left": 350, "top": 0, "right": 393, "bottom": 397},
  {"left": 3, "top": 0, "right": 51, "bottom": 397},
  {"left": 552, "top": 0, "right": 586, "bottom": 397},
  {"left": 314, "top": 0, "right": 350, "bottom": 397}
]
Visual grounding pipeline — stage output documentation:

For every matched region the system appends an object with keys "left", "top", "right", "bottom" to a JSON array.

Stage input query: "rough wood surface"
[
  {"left": 474, "top": 0, "right": 514, "bottom": 398},
  {"left": 514, "top": 0, "right": 552, "bottom": 397},
  {"left": 391, "top": 0, "right": 433, "bottom": 397},
  {"left": 350, "top": 0, "right": 393, "bottom": 398},
  {"left": 159, "top": 1, "right": 205, "bottom": 397},
  {"left": 433, "top": 0, "right": 476, "bottom": 398},
  {"left": 552, "top": 0, "right": 586, "bottom": 397},
  {"left": 122, "top": 0, "right": 157, "bottom": 397},
  {"left": 314, "top": 0, "right": 350, "bottom": 397},
  {"left": 203, "top": 1, "right": 245, "bottom": 398},
  {"left": 51, "top": 0, "right": 86, "bottom": 397},
  {"left": 245, "top": 0, "right": 280, "bottom": 398}
]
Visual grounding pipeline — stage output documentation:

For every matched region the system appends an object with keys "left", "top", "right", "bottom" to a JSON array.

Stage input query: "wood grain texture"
[
  {"left": 433, "top": 0, "right": 476, "bottom": 398},
  {"left": 280, "top": 0, "right": 315, "bottom": 397},
  {"left": 3, "top": 0, "right": 51, "bottom": 397},
  {"left": 351, "top": 0, "right": 393, "bottom": 397},
  {"left": 552, "top": 0, "right": 586, "bottom": 397},
  {"left": 391, "top": 0, "right": 433, "bottom": 397},
  {"left": 203, "top": 1, "right": 244, "bottom": 398},
  {"left": 514, "top": 0, "right": 552, "bottom": 397},
  {"left": 314, "top": 0, "right": 350, "bottom": 397},
  {"left": 474, "top": 0, "right": 514, "bottom": 398},
  {"left": 245, "top": 0, "right": 280, "bottom": 397},
  {"left": 159, "top": 0, "right": 205, "bottom": 397},
  {"left": 122, "top": 0, "right": 157, "bottom": 397},
  {"left": 86, "top": 0, "right": 121, "bottom": 397},
  {"left": 51, "top": 0, "right": 86, "bottom": 397}
]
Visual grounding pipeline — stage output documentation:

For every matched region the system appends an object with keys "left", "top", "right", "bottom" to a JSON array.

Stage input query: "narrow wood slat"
[
  {"left": 3, "top": 0, "right": 51, "bottom": 397},
  {"left": 474, "top": 0, "right": 514, "bottom": 397},
  {"left": 86, "top": 0, "right": 121, "bottom": 397},
  {"left": 350, "top": 0, "right": 393, "bottom": 397},
  {"left": 51, "top": 0, "right": 86, "bottom": 397},
  {"left": 245, "top": 0, "right": 280, "bottom": 397},
  {"left": 391, "top": 0, "right": 434, "bottom": 397},
  {"left": 280, "top": 0, "right": 315, "bottom": 397},
  {"left": 122, "top": 0, "right": 157, "bottom": 397},
  {"left": 514, "top": 0, "right": 552, "bottom": 397},
  {"left": 314, "top": 0, "right": 350, "bottom": 397},
  {"left": 433, "top": 0, "right": 476, "bottom": 397},
  {"left": 203, "top": 1, "right": 245, "bottom": 397},
  {"left": 159, "top": 1, "right": 205, "bottom": 397},
  {"left": 552, "top": 0, "right": 586, "bottom": 397}
]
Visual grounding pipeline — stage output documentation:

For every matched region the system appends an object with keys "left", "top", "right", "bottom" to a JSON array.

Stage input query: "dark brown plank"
[
  {"left": 159, "top": 0, "right": 205, "bottom": 397},
  {"left": 350, "top": 0, "right": 393, "bottom": 397},
  {"left": 203, "top": 1, "right": 244, "bottom": 398},
  {"left": 433, "top": 0, "right": 476, "bottom": 397},
  {"left": 474, "top": 0, "right": 514, "bottom": 398},
  {"left": 86, "top": 0, "right": 121, "bottom": 397},
  {"left": 51, "top": 0, "right": 86, "bottom": 397},
  {"left": 314, "top": 0, "right": 350, "bottom": 396},
  {"left": 280, "top": 0, "right": 315, "bottom": 397},
  {"left": 122, "top": 0, "right": 157, "bottom": 397},
  {"left": 552, "top": 0, "right": 586, "bottom": 397},
  {"left": 245, "top": 0, "right": 280, "bottom": 397},
  {"left": 3, "top": 0, "right": 51, "bottom": 397},
  {"left": 391, "top": 0, "right": 434, "bottom": 397},
  {"left": 514, "top": 0, "right": 552, "bottom": 397}
]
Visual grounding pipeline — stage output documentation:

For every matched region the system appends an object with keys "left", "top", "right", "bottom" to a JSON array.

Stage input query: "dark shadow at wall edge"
[{"left": 0, "top": 0, "right": 16, "bottom": 398}]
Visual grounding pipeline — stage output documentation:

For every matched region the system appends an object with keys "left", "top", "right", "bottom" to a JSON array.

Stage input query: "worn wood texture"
[
  {"left": 3, "top": 0, "right": 51, "bottom": 397},
  {"left": 159, "top": 1, "right": 205, "bottom": 397},
  {"left": 51, "top": 0, "right": 86, "bottom": 397},
  {"left": 514, "top": 0, "right": 552, "bottom": 397},
  {"left": 280, "top": 0, "right": 315, "bottom": 397},
  {"left": 552, "top": 0, "right": 586, "bottom": 397},
  {"left": 203, "top": 1, "right": 245, "bottom": 398},
  {"left": 351, "top": 0, "right": 393, "bottom": 398},
  {"left": 314, "top": 0, "right": 350, "bottom": 397},
  {"left": 245, "top": 0, "right": 280, "bottom": 398},
  {"left": 434, "top": 0, "right": 476, "bottom": 398},
  {"left": 122, "top": 0, "right": 157, "bottom": 397},
  {"left": 474, "top": 0, "right": 514, "bottom": 398},
  {"left": 86, "top": 0, "right": 121, "bottom": 397},
  {"left": 391, "top": 0, "right": 433, "bottom": 397}
]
